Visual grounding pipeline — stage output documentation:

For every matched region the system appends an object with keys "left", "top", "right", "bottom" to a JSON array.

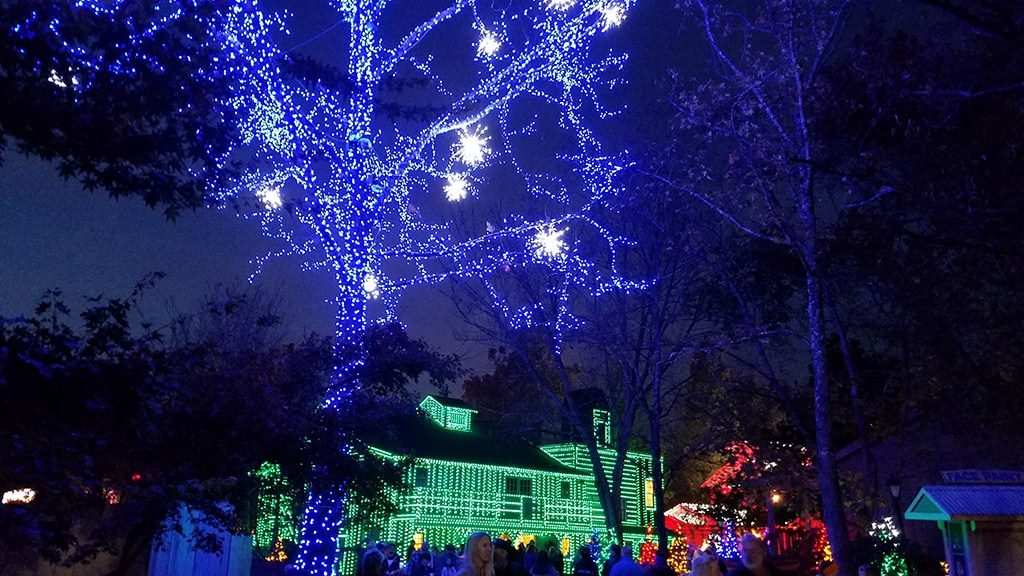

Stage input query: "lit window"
[{"left": 644, "top": 479, "right": 654, "bottom": 508}]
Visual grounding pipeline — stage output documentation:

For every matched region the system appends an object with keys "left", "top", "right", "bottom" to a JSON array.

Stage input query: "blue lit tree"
[
  {"left": 718, "top": 521, "right": 739, "bottom": 559},
  {"left": 6, "top": 1, "right": 641, "bottom": 572},
  {"left": 209, "top": 2, "right": 643, "bottom": 574}
]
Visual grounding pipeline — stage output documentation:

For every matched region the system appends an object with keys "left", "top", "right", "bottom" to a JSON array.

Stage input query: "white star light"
[
  {"left": 532, "top": 225, "right": 568, "bottom": 260},
  {"left": 456, "top": 127, "right": 490, "bottom": 166},
  {"left": 47, "top": 69, "right": 67, "bottom": 88},
  {"left": 600, "top": 4, "right": 627, "bottom": 30},
  {"left": 257, "top": 186, "right": 283, "bottom": 209},
  {"left": 478, "top": 30, "right": 501, "bottom": 57},
  {"left": 547, "top": 0, "right": 577, "bottom": 10},
  {"left": 47, "top": 68, "right": 80, "bottom": 89},
  {"left": 444, "top": 174, "right": 470, "bottom": 201},
  {"left": 362, "top": 273, "right": 380, "bottom": 299}
]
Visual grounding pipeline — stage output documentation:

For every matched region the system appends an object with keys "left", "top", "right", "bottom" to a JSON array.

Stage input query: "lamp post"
[
  {"left": 888, "top": 476, "right": 905, "bottom": 539},
  {"left": 766, "top": 490, "right": 782, "bottom": 554}
]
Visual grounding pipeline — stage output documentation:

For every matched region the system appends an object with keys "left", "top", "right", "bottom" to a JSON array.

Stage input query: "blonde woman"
[
  {"left": 690, "top": 553, "right": 723, "bottom": 576},
  {"left": 458, "top": 532, "right": 496, "bottom": 576}
]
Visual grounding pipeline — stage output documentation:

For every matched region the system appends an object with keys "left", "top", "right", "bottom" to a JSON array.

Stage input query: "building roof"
[
  {"left": 423, "top": 394, "right": 477, "bottom": 411},
  {"left": 366, "top": 410, "right": 583, "bottom": 475},
  {"left": 905, "top": 485, "right": 1024, "bottom": 521}
]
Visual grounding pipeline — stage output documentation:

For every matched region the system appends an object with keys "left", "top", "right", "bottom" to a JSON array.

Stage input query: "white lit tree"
[{"left": 211, "top": 1, "right": 643, "bottom": 573}]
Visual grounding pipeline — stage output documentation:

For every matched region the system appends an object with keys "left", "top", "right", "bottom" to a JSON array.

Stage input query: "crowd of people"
[{"left": 355, "top": 532, "right": 816, "bottom": 576}]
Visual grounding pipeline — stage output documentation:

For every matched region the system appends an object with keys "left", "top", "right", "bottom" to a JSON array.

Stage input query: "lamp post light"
[{"left": 888, "top": 476, "right": 905, "bottom": 539}]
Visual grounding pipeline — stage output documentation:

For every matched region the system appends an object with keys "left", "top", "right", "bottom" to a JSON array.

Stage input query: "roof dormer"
[{"left": 419, "top": 395, "right": 477, "bottom": 432}]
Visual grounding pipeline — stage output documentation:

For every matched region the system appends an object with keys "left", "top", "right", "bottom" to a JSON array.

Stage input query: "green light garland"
[
  {"left": 540, "top": 443, "right": 655, "bottom": 531},
  {"left": 253, "top": 462, "right": 298, "bottom": 561},
  {"left": 870, "top": 517, "right": 908, "bottom": 576},
  {"left": 338, "top": 443, "right": 652, "bottom": 573}
]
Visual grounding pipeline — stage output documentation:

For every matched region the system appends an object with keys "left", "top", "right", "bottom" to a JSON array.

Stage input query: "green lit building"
[
  {"left": 350, "top": 395, "right": 654, "bottom": 552},
  {"left": 256, "top": 394, "right": 656, "bottom": 574}
]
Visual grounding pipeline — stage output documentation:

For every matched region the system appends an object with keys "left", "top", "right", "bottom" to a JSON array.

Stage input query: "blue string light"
[{"left": 719, "top": 521, "right": 739, "bottom": 559}]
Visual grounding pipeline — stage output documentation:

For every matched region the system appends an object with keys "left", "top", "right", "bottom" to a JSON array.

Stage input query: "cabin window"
[{"left": 505, "top": 477, "right": 532, "bottom": 495}]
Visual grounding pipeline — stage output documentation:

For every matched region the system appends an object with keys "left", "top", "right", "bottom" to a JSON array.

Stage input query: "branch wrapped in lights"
[{"left": 212, "top": 0, "right": 644, "bottom": 365}]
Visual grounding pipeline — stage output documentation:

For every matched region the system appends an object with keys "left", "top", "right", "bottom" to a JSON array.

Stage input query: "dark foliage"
[
  {"left": 0, "top": 1, "right": 453, "bottom": 220},
  {"left": 0, "top": 283, "right": 456, "bottom": 574},
  {"left": 817, "top": 7, "right": 1024, "bottom": 455},
  {"left": 461, "top": 342, "right": 563, "bottom": 443},
  {"left": 0, "top": 1, "right": 245, "bottom": 219},
  {"left": 656, "top": 2, "right": 1024, "bottom": 570}
]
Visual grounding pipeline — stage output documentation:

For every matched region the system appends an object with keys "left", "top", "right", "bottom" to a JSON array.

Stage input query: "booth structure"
[
  {"left": 149, "top": 505, "right": 251, "bottom": 576},
  {"left": 905, "top": 485, "right": 1024, "bottom": 576}
]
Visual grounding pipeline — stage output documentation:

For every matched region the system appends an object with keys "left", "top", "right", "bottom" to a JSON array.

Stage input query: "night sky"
[
  {"left": 0, "top": 153, "right": 334, "bottom": 332},
  {"left": 0, "top": 153, "right": 497, "bottom": 372}
]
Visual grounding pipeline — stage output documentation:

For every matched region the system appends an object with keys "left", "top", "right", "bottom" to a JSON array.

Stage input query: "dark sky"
[
  {"left": 0, "top": 0, "right": 682, "bottom": 378},
  {"left": 0, "top": 153, "right": 335, "bottom": 334},
  {"left": 0, "top": 155, "right": 490, "bottom": 370}
]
